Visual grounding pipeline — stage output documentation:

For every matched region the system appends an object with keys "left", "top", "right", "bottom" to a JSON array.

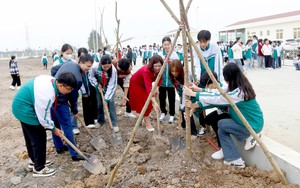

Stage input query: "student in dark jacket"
[{"left": 50, "top": 54, "right": 93, "bottom": 161}]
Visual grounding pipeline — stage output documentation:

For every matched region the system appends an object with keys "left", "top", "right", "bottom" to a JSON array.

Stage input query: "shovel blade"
[
  {"left": 90, "top": 136, "right": 107, "bottom": 150},
  {"left": 110, "top": 132, "right": 123, "bottom": 145},
  {"left": 83, "top": 155, "right": 106, "bottom": 175},
  {"left": 170, "top": 135, "right": 186, "bottom": 150}
]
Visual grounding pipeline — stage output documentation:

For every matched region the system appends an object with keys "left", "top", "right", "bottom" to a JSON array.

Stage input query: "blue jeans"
[
  {"left": 71, "top": 114, "right": 78, "bottom": 129},
  {"left": 246, "top": 58, "right": 253, "bottom": 70},
  {"left": 257, "top": 56, "right": 264, "bottom": 68},
  {"left": 234, "top": 59, "right": 244, "bottom": 72},
  {"left": 96, "top": 90, "right": 118, "bottom": 127},
  {"left": 51, "top": 103, "right": 79, "bottom": 157},
  {"left": 218, "top": 119, "right": 250, "bottom": 161},
  {"left": 272, "top": 58, "right": 279, "bottom": 69}
]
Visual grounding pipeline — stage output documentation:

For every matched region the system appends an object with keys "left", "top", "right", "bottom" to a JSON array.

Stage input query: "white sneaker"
[
  {"left": 33, "top": 166, "right": 57, "bottom": 177},
  {"left": 159, "top": 113, "right": 166, "bottom": 121},
  {"left": 146, "top": 125, "right": 155, "bottom": 132},
  {"left": 113, "top": 126, "right": 120, "bottom": 133},
  {"left": 244, "top": 135, "right": 257, "bottom": 151},
  {"left": 87, "top": 124, "right": 96, "bottom": 129},
  {"left": 72, "top": 128, "right": 80, "bottom": 135},
  {"left": 9, "top": 85, "right": 15, "bottom": 90},
  {"left": 223, "top": 158, "right": 245, "bottom": 168},
  {"left": 168, "top": 116, "right": 174, "bottom": 124},
  {"left": 198, "top": 127, "right": 206, "bottom": 136},
  {"left": 211, "top": 149, "right": 224, "bottom": 160},
  {"left": 125, "top": 112, "right": 136, "bottom": 118},
  {"left": 28, "top": 160, "right": 52, "bottom": 169}
]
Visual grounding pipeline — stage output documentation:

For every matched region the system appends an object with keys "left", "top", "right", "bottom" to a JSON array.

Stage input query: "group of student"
[
  {"left": 11, "top": 29, "right": 264, "bottom": 177},
  {"left": 221, "top": 36, "right": 283, "bottom": 72}
]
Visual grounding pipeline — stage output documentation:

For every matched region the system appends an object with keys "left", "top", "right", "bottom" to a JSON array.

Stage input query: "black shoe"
[
  {"left": 71, "top": 155, "right": 85, "bottom": 161},
  {"left": 56, "top": 145, "right": 69, "bottom": 154}
]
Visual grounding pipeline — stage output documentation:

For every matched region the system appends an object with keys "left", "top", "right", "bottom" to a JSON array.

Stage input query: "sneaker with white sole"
[
  {"left": 113, "top": 126, "right": 120, "bottom": 133},
  {"left": 87, "top": 124, "right": 96, "bottom": 129},
  {"left": 159, "top": 113, "right": 166, "bottom": 121},
  {"left": 125, "top": 112, "right": 136, "bottom": 118},
  {"left": 33, "top": 166, "right": 57, "bottom": 177},
  {"left": 168, "top": 116, "right": 174, "bottom": 124},
  {"left": 72, "top": 128, "right": 80, "bottom": 135},
  {"left": 9, "top": 85, "right": 15, "bottom": 90},
  {"left": 198, "top": 127, "right": 206, "bottom": 136},
  {"left": 28, "top": 160, "right": 52, "bottom": 169},
  {"left": 223, "top": 158, "right": 245, "bottom": 168},
  {"left": 244, "top": 135, "right": 257, "bottom": 151},
  {"left": 211, "top": 149, "right": 224, "bottom": 160}
]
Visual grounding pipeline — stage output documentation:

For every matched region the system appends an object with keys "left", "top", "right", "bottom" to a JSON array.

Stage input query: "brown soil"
[{"left": 0, "top": 57, "right": 299, "bottom": 188}]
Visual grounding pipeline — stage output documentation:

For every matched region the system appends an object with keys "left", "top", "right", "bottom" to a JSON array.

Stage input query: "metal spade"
[
  {"left": 60, "top": 134, "right": 105, "bottom": 175},
  {"left": 77, "top": 118, "right": 107, "bottom": 150}
]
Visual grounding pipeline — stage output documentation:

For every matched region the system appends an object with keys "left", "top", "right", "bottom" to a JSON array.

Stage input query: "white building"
[
  {"left": 164, "top": 27, "right": 198, "bottom": 45},
  {"left": 218, "top": 10, "right": 300, "bottom": 43}
]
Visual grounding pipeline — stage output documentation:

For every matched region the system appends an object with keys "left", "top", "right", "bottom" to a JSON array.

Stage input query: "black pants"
[
  {"left": 204, "top": 110, "right": 231, "bottom": 147},
  {"left": 119, "top": 84, "right": 132, "bottom": 113},
  {"left": 133, "top": 58, "right": 136, "bottom": 66},
  {"left": 82, "top": 84, "right": 98, "bottom": 125},
  {"left": 142, "top": 58, "right": 147, "bottom": 65},
  {"left": 264, "top": 55, "right": 272, "bottom": 68},
  {"left": 43, "top": 63, "right": 48, "bottom": 69},
  {"left": 181, "top": 111, "right": 198, "bottom": 136},
  {"left": 11, "top": 74, "right": 21, "bottom": 87},
  {"left": 21, "top": 122, "right": 46, "bottom": 171},
  {"left": 159, "top": 87, "right": 175, "bottom": 116}
]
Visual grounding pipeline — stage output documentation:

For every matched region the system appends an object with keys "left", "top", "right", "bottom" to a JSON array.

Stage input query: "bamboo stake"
[
  {"left": 186, "top": 32, "right": 288, "bottom": 185},
  {"left": 185, "top": 0, "right": 193, "bottom": 13},
  {"left": 106, "top": 29, "right": 182, "bottom": 188},
  {"left": 160, "top": 0, "right": 181, "bottom": 25},
  {"left": 179, "top": 0, "right": 192, "bottom": 157}
]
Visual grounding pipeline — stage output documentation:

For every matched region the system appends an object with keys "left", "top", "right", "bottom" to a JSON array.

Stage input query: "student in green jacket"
[
  {"left": 184, "top": 63, "right": 263, "bottom": 168},
  {"left": 12, "top": 72, "right": 77, "bottom": 177}
]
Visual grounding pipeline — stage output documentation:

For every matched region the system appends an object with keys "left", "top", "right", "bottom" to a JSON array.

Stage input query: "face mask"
[{"left": 63, "top": 54, "right": 72, "bottom": 60}]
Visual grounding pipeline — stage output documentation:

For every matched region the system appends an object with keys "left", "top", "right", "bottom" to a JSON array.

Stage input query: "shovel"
[
  {"left": 98, "top": 86, "right": 123, "bottom": 145},
  {"left": 77, "top": 117, "right": 107, "bottom": 150},
  {"left": 60, "top": 134, "right": 105, "bottom": 175},
  {"left": 170, "top": 112, "right": 185, "bottom": 150}
]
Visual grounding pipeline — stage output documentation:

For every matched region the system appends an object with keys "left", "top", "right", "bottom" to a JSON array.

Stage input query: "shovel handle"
[
  {"left": 77, "top": 117, "right": 95, "bottom": 138},
  {"left": 60, "top": 134, "right": 88, "bottom": 160},
  {"left": 98, "top": 86, "right": 114, "bottom": 130}
]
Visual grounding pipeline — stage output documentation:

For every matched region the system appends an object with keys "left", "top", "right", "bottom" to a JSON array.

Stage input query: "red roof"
[{"left": 227, "top": 10, "right": 300, "bottom": 27}]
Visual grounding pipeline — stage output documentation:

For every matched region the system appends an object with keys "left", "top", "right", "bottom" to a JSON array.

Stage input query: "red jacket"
[{"left": 258, "top": 43, "right": 264, "bottom": 56}]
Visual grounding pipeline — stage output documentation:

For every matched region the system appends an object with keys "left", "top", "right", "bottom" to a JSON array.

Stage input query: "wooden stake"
[
  {"left": 179, "top": 0, "right": 192, "bottom": 157},
  {"left": 186, "top": 32, "right": 288, "bottom": 185},
  {"left": 106, "top": 29, "right": 182, "bottom": 188}
]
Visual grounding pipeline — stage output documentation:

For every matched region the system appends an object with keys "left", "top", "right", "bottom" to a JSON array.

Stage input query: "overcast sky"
[{"left": 1, "top": 0, "right": 300, "bottom": 51}]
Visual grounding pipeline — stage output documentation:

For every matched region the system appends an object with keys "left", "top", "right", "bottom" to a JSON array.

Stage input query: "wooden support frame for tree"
[{"left": 106, "top": 0, "right": 288, "bottom": 186}]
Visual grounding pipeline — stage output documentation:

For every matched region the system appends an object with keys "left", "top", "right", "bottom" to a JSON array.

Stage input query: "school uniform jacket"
[
  {"left": 89, "top": 63, "right": 117, "bottom": 102},
  {"left": 195, "top": 87, "right": 264, "bottom": 133},
  {"left": 193, "top": 43, "right": 223, "bottom": 83},
  {"left": 158, "top": 50, "right": 179, "bottom": 87},
  {"left": 12, "top": 75, "right": 57, "bottom": 130}
]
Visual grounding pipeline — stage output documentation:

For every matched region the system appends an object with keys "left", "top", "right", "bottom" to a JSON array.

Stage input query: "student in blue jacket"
[
  {"left": 12, "top": 73, "right": 76, "bottom": 177},
  {"left": 51, "top": 54, "right": 93, "bottom": 161},
  {"left": 184, "top": 63, "right": 264, "bottom": 168}
]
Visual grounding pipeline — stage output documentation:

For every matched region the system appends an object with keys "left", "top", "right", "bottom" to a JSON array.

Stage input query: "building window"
[
  {"left": 294, "top": 28, "right": 300, "bottom": 38},
  {"left": 260, "top": 31, "right": 263, "bottom": 36},
  {"left": 276, "top": 29, "right": 283, "bottom": 39},
  {"left": 267, "top": 30, "right": 270, "bottom": 35},
  {"left": 251, "top": 32, "right": 256, "bottom": 36}
]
